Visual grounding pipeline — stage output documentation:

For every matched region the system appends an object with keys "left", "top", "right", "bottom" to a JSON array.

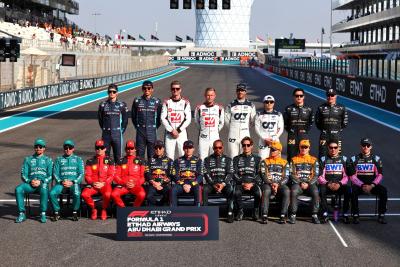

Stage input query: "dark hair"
[
  {"left": 328, "top": 139, "right": 339, "bottom": 145},
  {"left": 213, "top": 139, "right": 223, "bottom": 147},
  {"left": 241, "top": 136, "right": 253, "bottom": 146},
  {"left": 292, "top": 88, "right": 304, "bottom": 96},
  {"left": 108, "top": 83, "right": 118, "bottom": 91}
]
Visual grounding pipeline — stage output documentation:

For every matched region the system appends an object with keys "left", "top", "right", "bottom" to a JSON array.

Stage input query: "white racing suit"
[
  {"left": 161, "top": 97, "right": 192, "bottom": 159},
  {"left": 194, "top": 103, "right": 224, "bottom": 160},
  {"left": 255, "top": 110, "right": 284, "bottom": 160},
  {"left": 225, "top": 99, "right": 256, "bottom": 158}
]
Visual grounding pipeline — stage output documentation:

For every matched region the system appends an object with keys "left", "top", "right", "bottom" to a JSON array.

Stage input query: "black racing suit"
[
  {"left": 349, "top": 153, "right": 387, "bottom": 215},
  {"left": 203, "top": 154, "right": 234, "bottom": 213},
  {"left": 145, "top": 155, "right": 174, "bottom": 206},
  {"left": 315, "top": 103, "right": 348, "bottom": 158},
  {"left": 283, "top": 104, "right": 314, "bottom": 162},
  {"left": 131, "top": 96, "right": 162, "bottom": 160},
  {"left": 98, "top": 99, "right": 129, "bottom": 162},
  {"left": 232, "top": 153, "right": 262, "bottom": 211},
  {"left": 318, "top": 155, "right": 351, "bottom": 215}
]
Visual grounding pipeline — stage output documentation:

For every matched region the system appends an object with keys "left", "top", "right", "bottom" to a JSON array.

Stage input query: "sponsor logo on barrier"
[
  {"left": 335, "top": 78, "right": 346, "bottom": 93},
  {"left": 299, "top": 71, "right": 305, "bottom": 81},
  {"left": 350, "top": 81, "right": 363, "bottom": 97},
  {"left": 306, "top": 73, "right": 313, "bottom": 83},
  {"left": 396, "top": 89, "right": 400, "bottom": 108},
  {"left": 324, "top": 76, "right": 332, "bottom": 88},
  {"left": 314, "top": 74, "right": 322, "bottom": 86},
  {"left": 370, "top": 84, "right": 386, "bottom": 103},
  {"left": 35, "top": 86, "right": 48, "bottom": 101},
  {"left": 80, "top": 79, "right": 94, "bottom": 90},
  {"left": 59, "top": 83, "right": 70, "bottom": 96},
  {"left": 294, "top": 70, "right": 299, "bottom": 79},
  {"left": 19, "top": 89, "right": 34, "bottom": 105},
  {"left": 190, "top": 51, "right": 217, "bottom": 57},
  {"left": 3, "top": 91, "right": 18, "bottom": 108}
]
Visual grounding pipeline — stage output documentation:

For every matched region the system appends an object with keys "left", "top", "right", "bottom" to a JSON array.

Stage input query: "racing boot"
[
  {"left": 72, "top": 211, "right": 79, "bottom": 222},
  {"left": 90, "top": 208, "right": 98, "bottom": 220},
  {"left": 261, "top": 214, "right": 268, "bottom": 224},
  {"left": 15, "top": 212, "right": 26, "bottom": 223},
  {"left": 40, "top": 212, "right": 47, "bottom": 223},
  {"left": 100, "top": 209, "right": 108, "bottom": 220},
  {"left": 312, "top": 214, "right": 320, "bottom": 224},
  {"left": 278, "top": 215, "right": 286, "bottom": 224},
  {"left": 378, "top": 214, "right": 387, "bottom": 224},
  {"left": 322, "top": 212, "right": 329, "bottom": 224},
  {"left": 235, "top": 209, "right": 244, "bottom": 221},
  {"left": 252, "top": 208, "right": 260, "bottom": 221},
  {"left": 52, "top": 212, "right": 60, "bottom": 222},
  {"left": 227, "top": 211, "right": 234, "bottom": 223},
  {"left": 288, "top": 214, "right": 296, "bottom": 224},
  {"left": 352, "top": 214, "right": 360, "bottom": 224}
]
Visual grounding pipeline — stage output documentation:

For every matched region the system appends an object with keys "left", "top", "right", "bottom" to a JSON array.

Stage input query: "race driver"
[
  {"left": 81, "top": 139, "right": 115, "bottom": 220},
  {"left": 232, "top": 137, "right": 262, "bottom": 221},
  {"left": 170, "top": 140, "right": 203, "bottom": 207},
  {"left": 255, "top": 95, "right": 284, "bottom": 160},
  {"left": 289, "top": 139, "right": 320, "bottom": 224},
  {"left": 194, "top": 87, "right": 224, "bottom": 160},
  {"left": 15, "top": 138, "right": 53, "bottom": 223},
  {"left": 145, "top": 140, "right": 174, "bottom": 206},
  {"left": 315, "top": 88, "right": 348, "bottom": 158},
  {"left": 203, "top": 140, "right": 234, "bottom": 223},
  {"left": 111, "top": 140, "right": 146, "bottom": 207},
  {"left": 283, "top": 88, "right": 314, "bottom": 162},
  {"left": 97, "top": 83, "right": 129, "bottom": 162},
  {"left": 349, "top": 138, "right": 387, "bottom": 224},
  {"left": 259, "top": 141, "right": 290, "bottom": 224},
  {"left": 49, "top": 139, "right": 84, "bottom": 222},
  {"left": 131, "top": 80, "right": 162, "bottom": 160},
  {"left": 225, "top": 83, "right": 256, "bottom": 159},
  {"left": 161, "top": 80, "right": 192, "bottom": 159}
]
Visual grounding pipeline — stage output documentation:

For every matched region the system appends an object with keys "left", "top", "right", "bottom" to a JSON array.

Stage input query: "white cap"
[{"left": 263, "top": 95, "right": 275, "bottom": 102}]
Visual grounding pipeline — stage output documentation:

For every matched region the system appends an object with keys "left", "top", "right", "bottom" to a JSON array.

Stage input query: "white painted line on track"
[{"left": 329, "top": 220, "right": 349, "bottom": 248}]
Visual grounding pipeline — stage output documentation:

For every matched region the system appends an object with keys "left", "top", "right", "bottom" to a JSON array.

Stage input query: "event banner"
[{"left": 116, "top": 207, "right": 219, "bottom": 241}]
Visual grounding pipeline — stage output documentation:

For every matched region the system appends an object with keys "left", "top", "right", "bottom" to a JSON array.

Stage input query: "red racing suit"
[
  {"left": 81, "top": 155, "right": 115, "bottom": 209},
  {"left": 111, "top": 156, "right": 146, "bottom": 207}
]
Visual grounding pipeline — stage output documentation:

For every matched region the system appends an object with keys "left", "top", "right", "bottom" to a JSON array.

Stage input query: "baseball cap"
[
  {"left": 327, "top": 88, "right": 337, "bottom": 96},
  {"left": 34, "top": 138, "right": 46, "bottom": 147},
  {"left": 183, "top": 140, "right": 194, "bottom": 148},
  {"left": 95, "top": 139, "right": 105, "bottom": 147},
  {"left": 263, "top": 95, "right": 275, "bottom": 102},
  {"left": 299, "top": 139, "right": 311, "bottom": 147},
  {"left": 360, "top": 137, "right": 372, "bottom": 146},
  {"left": 125, "top": 140, "right": 135, "bottom": 149},
  {"left": 154, "top": 140, "right": 165, "bottom": 148},
  {"left": 142, "top": 80, "right": 153, "bottom": 88},
  {"left": 63, "top": 139, "right": 75, "bottom": 147},
  {"left": 270, "top": 141, "right": 282, "bottom": 151},
  {"left": 236, "top": 83, "right": 247, "bottom": 91},
  {"left": 327, "top": 138, "right": 339, "bottom": 145},
  {"left": 108, "top": 83, "right": 118, "bottom": 92}
]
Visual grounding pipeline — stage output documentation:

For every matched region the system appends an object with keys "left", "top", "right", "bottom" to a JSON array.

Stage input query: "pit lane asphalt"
[{"left": 0, "top": 65, "right": 399, "bottom": 266}]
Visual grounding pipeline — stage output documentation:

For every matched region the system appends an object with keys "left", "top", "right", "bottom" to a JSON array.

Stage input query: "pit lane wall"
[
  {"left": 0, "top": 65, "right": 173, "bottom": 111},
  {"left": 265, "top": 64, "right": 400, "bottom": 115}
]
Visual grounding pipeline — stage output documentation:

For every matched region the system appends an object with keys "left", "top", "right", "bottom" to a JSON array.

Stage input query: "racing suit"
[
  {"left": 318, "top": 155, "right": 351, "bottom": 215},
  {"left": 315, "top": 103, "right": 348, "bottom": 158},
  {"left": 145, "top": 155, "right": 174, "bottom": 206},
  {"left": 194, "top": 103, "right": 224, "bottom": 160},
  {"left": 131, "top": 96, "right": 162, "bottom": 160},
  {"left": 232, "top": 154, "right": 262, "bottom": 211},
  {"left": 161, "top": 97, "right": 192, "bottom": 159},
  {"left": 81, "top": 155, "right": 115, "bottom": 210},
  {"left": 225, "top": 99, "right": 256, "bottom": 158},
  {"left": 289, "top": 154, "right": 320, "bottom": 215},
  {"left": 49, "top": 154, "right": 84, "bottom": 213},
  {"left": 349, "top": 153, "right": 387, "bottom": 215},
  {"left": 203, "top": 154, "right": 234, "bottom": 213},
  {"left": 255, "top": 110, "right": 284, "bottom": 160},
  {"left": 15, "top": 154, "right": 53, "bottom": 213},
  {"left": 98, "top": 99, "right": 129, "bottom": 162},
  {"left": 283, "top": 104, "right": 314, "bottom": 162},
  {"left": 259, "top": 157, "right": 290, "bottom": 216},
  {"left": 171, "top": 156, "right": 203, "bottom": 206},
  {"left": 111, "top": 156, "right": 146, "bottom": 207}
]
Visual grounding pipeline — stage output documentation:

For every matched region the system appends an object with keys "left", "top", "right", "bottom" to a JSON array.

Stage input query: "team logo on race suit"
[
  {"left": 204, "top": 117, "right": 216, "bottom": 127},
  {"left": 326, "top": 164, "right": 343, "bottom": 171},
  {"left": 357, "top": 164, "right": 374, "bottom": 173},
  {"left": 170, "top": 113, "right": 182, "bottom": 123},
  {"left": 262, "top": 121, "right": 276, "bottom": 129}
]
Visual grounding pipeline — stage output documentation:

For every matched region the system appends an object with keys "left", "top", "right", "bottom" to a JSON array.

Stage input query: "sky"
[{"left": 71, "top": 0, "right": 348, "bottom": 43}]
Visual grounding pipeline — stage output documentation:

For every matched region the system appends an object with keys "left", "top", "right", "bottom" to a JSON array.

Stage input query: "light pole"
[
  {"left": 92, "top": 12, "right": 101, "bottom": 33},
  {"left": 330, "top": 0, "right": 333, "bottom": 58},
  {"left": 321, "top": 27, "right": 325, "bottom": 58},
  {"left": 119, "top": 29, "right": 126, "bottom": 74}
]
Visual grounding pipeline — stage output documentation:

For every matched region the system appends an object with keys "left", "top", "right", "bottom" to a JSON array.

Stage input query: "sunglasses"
[
  {"left": 241, "top": 143, "right": 252, "bottom": 147},
  {"left": 294, "top": 94, "right": 304, "bottom": 98},
  {"left": 63, "top": 145, "right": 74, "bottom": 150},
  {"left": 327, "top": 94, "right": 336, "bottom": 98},
  {"left": 300, "top": 146, "right": 309, "bottom": 149},
  {"left": 171, "top": 87, "right": 181, "bottom": 91},
  {"left": 183, "top": 146, "right": 194, "bottom": 149},
  {"left": 95, "top": 146, "right": 106, "bottom": 150},
  {"left": 34, "top": 145, "right": 44, "bottom": 149},
  {"left": 328, "top": 146, "right": 338, "bottom": 150},
  {"left": 264, "top": 101, "right": 274, "bottom": 104},
  {"left": 361, "top": 144, "right": 371, "bottom": 148},
  {"left": 270, "top": 148, "right": 278, "bottom": 152},
  {"left": 108, "top": 90, "right": 117, "bottom": 94},
  {"left": 154, "top": 146, "right": 164, "bottom": 150},
  {"left": 213, "top": 146, "right": 223, "bottom": 150}
]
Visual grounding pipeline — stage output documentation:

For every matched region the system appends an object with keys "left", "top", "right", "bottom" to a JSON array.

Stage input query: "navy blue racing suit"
[
  {"left": 131, "top": 96, "right": 162, "bottom": 160},
  {"left": 98, "top": 99, "right": 129, "bottom": 162}
]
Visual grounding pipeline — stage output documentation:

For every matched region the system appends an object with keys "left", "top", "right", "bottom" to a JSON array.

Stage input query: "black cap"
[
  {"left": 328, "top": 138, "right": 339, "bottom": 145},
  {"left": 360, "top": 137, "right": 372, "bottom": 146},
  {"left": 142, "top": 80, "right": 153, "bottom": 88},
  {"left": 183, "top": 140, "right": 194, "bottom": 148},
  {"left": 236, "top": 83, "right": 247, "bottom": 91},
  {"left": 327, "top": 88, "right": 337, "bottom": 96},
  {"left": 108, "top": 83, "right": 118, "bottom": 92},
  {"left": 154, "top": 140, "right": 164, "bottom": 148}
]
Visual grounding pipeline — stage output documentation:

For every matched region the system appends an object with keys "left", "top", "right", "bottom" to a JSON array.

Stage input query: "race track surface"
[{"left": 1, "top": 65, "right": 399, "bottom": 266}]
